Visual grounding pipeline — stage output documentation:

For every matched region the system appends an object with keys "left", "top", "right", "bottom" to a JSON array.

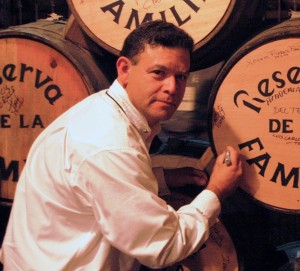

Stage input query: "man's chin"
[
  {"left": 150, "top": 108, "right": 177, "bottom": 123},
  {"left": 160, "top": 112, "right": 176, "bottom": 122}
]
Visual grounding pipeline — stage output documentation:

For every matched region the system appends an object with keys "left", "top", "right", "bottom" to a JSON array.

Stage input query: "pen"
[{"left": 224, "top": 150, "right": 231, "bottom": 166}]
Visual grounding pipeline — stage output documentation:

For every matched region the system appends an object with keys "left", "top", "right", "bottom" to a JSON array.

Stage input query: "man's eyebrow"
[
  {"left": 150, "top": 64, "right": 167, "bottom": 70},
  {"left": 150, "top": 64, "right": 189, "bottom": 74}
]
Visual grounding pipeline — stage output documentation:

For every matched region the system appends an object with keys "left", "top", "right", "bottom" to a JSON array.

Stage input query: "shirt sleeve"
[
  {"left": 183, "top": 189, "right": 221, "bottom": 227},
  {"left": 76, "top": 148, "right": 221, "bottom": 269}
]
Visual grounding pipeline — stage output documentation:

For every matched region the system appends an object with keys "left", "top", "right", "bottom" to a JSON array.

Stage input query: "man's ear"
[{"left": 116, "top": 56, "right": 131, "bottom": 87}]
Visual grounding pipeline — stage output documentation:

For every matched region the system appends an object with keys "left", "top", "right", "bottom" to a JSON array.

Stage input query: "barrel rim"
[
  {"left": 237, "top": 188, "right": 300, "bottom": 214},
  {"left": 194, "top": 0, "right": 264, "bottom": 52}
]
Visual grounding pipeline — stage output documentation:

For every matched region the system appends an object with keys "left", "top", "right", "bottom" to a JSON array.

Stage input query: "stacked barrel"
[{"left": 0, "top": 0, "right": 299, "bottom": 270}]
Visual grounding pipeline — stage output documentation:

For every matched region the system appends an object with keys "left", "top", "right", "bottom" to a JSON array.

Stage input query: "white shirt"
[{"left": 1, "top": 80, "right": 220, "bottom": 271}]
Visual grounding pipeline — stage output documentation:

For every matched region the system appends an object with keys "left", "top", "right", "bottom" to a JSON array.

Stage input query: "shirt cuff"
[
  {"left": 190, "top": 189, "right": 221, "bottom": 226},
  {"left": 152, "top": 167, "right": 171, "bottom": 196}
]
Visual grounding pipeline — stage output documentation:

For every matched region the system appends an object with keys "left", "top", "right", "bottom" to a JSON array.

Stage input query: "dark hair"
[{"left": 120, "top": 20, "right": 194, "bottom": 63}]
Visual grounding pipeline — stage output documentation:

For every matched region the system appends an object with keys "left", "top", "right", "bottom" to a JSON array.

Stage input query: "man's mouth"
[{"left": 158, "top": 100, "right": 176, "bottom": 107}]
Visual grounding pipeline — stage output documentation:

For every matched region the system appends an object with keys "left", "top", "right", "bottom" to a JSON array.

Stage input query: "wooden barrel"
[
  {"left": 0, "top": 20, "right": 113, "bottom": 203},
  {"left": 208, "top": 18, "right": 300, "bottom": 213},
  {"left": 66, "top": 0, "right": 268, "bottom": 70}
]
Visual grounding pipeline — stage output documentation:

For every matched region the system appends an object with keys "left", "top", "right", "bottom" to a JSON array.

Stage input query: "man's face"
[{"left": 117, "top": 45, "right": 190, "bottom": 127}]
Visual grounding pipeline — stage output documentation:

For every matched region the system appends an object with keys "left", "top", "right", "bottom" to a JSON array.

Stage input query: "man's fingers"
[{"left": 191, "top": 169, "right": 208, "bottom": 186}]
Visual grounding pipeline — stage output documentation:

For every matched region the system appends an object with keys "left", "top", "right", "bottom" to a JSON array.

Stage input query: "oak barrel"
[
  {"left": 66, "top": 0, "right": 268, "bottom": 71},
  {"left": 0, "top": 20, "right": 112, "bottom": 203},
  {"left": 208, "top": 18, "right": 300, "bottom": 213}
]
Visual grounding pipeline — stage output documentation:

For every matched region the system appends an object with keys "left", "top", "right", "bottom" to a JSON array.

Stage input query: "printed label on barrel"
[
  {"left": 211, "top": 38, "right": 300, "bottom": 212},
  {"left": 68, "top": 0, "right": 231, "bottom": 54},
  {"left": 0, "top": 38, "right": 90, "bottom": 200}
]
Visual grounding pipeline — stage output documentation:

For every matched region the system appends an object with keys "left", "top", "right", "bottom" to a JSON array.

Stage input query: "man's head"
[
  {"left": 117, "top": 20, "right": 194, "bottom": 127},
  {"left": 120, "top": 20, "right": 194, "bottom": 63}
]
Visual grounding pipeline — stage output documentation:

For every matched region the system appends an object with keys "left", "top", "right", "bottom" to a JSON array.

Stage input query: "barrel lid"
[{"left": 208, "top": 19, "right": 300, "bottom": 213}]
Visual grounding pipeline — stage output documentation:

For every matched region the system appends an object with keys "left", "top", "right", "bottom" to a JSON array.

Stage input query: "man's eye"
[
  {"left": 176, "top": 74, "right": 188, "bottom": 81},
  {"left": 153, "top": 70, "right": 164, "bottom": 75}
]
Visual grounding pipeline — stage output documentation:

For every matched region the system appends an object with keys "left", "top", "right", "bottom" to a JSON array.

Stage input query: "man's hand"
[
  {"left": 164, "top": 167, "right": 208, "bottom": 188},
  {"left": 207, "top": 146, "right": 243, "bottom": 202}
]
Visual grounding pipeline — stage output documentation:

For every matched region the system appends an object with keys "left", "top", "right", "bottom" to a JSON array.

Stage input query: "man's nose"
[{"left": 164, "top": 76, "right": 176, "bottom": 94}]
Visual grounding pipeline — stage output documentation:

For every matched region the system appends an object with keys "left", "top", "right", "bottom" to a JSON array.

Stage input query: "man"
[{"left": 1, "top": 20, "right": 242, "bottom": 270}]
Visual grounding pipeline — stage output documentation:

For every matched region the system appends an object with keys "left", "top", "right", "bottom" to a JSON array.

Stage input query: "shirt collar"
[{"left": 107, "top": 80, "right": 161, "bottom": 146}]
